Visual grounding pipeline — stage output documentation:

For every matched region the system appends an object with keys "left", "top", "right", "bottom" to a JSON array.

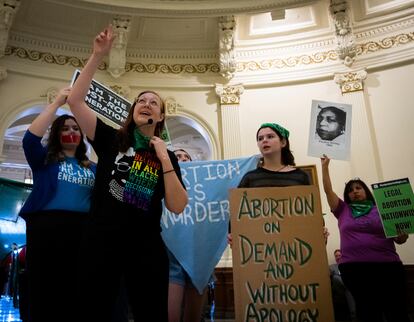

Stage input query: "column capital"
[
  {"left": 215, "top": 83, "right": 244, "bottom": 105},
  {"left": 334, "top": 69, "right": 367, "bottom": 94}
]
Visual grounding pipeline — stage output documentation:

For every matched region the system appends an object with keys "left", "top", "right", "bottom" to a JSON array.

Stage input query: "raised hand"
[
  {"left": 93, "top": 25, "right": 116, "bottom": 57},
  {"left": 320, "top": 154, "right": 331, "bottom": 168},
  {"left": 53, "top": 87, "right": 72, "bottom": 107}
]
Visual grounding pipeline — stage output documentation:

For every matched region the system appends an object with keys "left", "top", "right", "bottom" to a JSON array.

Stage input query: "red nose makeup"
[{"left": 61, "top": 134, "right": 81, "bottom": 144}]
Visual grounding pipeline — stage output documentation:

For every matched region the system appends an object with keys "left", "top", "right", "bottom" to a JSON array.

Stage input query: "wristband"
[{"left": 163, "top": 169, "right": 175, "bottom": 175}]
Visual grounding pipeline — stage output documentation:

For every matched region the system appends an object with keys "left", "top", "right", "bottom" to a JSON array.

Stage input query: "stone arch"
[{"left": 166, "top": 108, "right": 220, "bottom": 161}]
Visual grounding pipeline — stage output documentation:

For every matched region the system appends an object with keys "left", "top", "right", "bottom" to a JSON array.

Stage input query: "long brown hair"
[
  {"left": 117, "top": 90, "right": 165, "bottom": 152},
  {"left": 256, "top": 126, "right": 295, "bottom": 166},
  {"left": 46, "top": 114, "right": 91, "bottom": 167}
]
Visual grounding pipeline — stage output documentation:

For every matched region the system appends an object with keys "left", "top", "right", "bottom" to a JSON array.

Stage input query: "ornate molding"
[
  {"left": 329, "top": 0, "right": 356, "bottom": 67},
  {"left": 4, "top": 32, "right": 414, "bottom": 74},
  {"left": 215, "top": 83, "right": 244, "bottom": 105},
  {"left": 355, "top": 17, "right": 414, "bottom": 41},
  {"left": 355, "top": 32, "right": 414, "bottom": 55},
  {"left": 236, "top": 39, "right": 335, "bottom": 59},
  {"left": 237, "top": 50, "right": 338, "bottom": 71},
  {"left": 125, "top": 62, "right": 219, "bottom": 74},
  {"left": 4, "top": 45, "right": 99, "bottom": 68},
  {"left": 164, "top": 97, "right": 183, "bottom": 116},
  {"left": 0, "top": 0, "right": 20, "bottom": 56},
  {"left": 108, "top": 16, "right": 131, "bottom": 78},
  {"left": 334, "top": 69, "right": 367, "bottom": 94},
  {"left": 218, "top": 15, "right": 236, "bottom": 81}
]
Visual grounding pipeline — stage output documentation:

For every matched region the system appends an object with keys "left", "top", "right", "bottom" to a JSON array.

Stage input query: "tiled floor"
[{"left": 0, "top": 296, "right": 21, "bottom": 322}]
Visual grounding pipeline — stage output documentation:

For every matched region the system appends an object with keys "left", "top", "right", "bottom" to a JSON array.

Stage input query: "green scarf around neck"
[
  {"left": 349, "top": 200, "right": 374, "bottom": 218},
  {"left": 133, "top": 127, "right": 151, "bottom": 151}
]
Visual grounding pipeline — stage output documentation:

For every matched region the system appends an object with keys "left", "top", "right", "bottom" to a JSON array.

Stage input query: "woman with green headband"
[
  {"left": 321, "top": 155, "right": 410, "bottom": 322},
  {"left": 228, "top": 123, "right": 312, "bottom": 246},
  {"left": 237, "top": 122, "right": 310, "bottom": 188}
]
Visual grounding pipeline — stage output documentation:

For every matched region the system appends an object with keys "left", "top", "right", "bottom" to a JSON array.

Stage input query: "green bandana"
[
  {"left": 350, "top": 200, "right": 374, "bottom": 218},
  {"left": 260, "top": 123, "right": 290, "bottom": 139},
  {"left": 133, "top": 127, "right": 150, "bottom": 151}
]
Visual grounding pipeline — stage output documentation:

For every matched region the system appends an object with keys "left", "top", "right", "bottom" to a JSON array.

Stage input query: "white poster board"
[{"left": 307, "top": 100, "right": 352, "bottom": 160}]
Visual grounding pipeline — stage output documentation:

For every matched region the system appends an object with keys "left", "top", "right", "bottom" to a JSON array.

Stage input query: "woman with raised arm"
[
  {"left": 67, "top": 25, "right": 188, "bottom": 322},
  {"left": 320, "top": 154, "right": 410, "bottom": 322},
  {"left": 20, "top": 87, "right": 96, "bottom": 322}
]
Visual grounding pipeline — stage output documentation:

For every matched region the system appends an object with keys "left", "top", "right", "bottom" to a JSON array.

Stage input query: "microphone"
[{"left": 138, "top": 118, "right": 154, "bottom": 128}]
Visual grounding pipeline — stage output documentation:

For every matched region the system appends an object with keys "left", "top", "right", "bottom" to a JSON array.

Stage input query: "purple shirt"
[{"left": 333, "top": 199, "right": 401, "bottom": 264}]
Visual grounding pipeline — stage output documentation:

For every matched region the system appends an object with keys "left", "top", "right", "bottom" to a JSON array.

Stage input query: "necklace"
[
  {"left": 264, "top": 164, "right": 286, "bottom": 172},
  {"left": 275, "top": 165, "right": 287, "bottom": 172}
]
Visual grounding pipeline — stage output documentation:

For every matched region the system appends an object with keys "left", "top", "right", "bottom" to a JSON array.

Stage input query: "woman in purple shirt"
[{"left": 321, "top": 155, "right": 410, "bottom": 322}]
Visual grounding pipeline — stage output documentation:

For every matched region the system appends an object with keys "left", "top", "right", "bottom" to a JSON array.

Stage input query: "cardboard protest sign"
[
  {"left": 230, "top": 185, "right": 334, "bottom": 322},
  {"left": 372, "top": 178, "right": 414, "bottom": 237},
  {"left": 71, "top": 70, "right": 131, "bottom": 127}
]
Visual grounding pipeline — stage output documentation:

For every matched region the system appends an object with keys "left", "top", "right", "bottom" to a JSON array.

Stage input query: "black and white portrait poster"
[{"left": 307, "top": 100, "right": 352, "bottom": 160}]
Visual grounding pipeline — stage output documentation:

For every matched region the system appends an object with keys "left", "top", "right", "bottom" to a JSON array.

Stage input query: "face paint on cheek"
[{"left": 61, "top": 134, "right": 81, "bottom": 144}]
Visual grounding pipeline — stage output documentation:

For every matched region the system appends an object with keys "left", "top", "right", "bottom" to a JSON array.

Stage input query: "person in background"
[
  {"left": 321, "top": 154, "right": 410, "bottom": 322},
  {"left": 17, "top": 245, "right": 28, "bottom": 322},
  {"left": 1, "top": 243, "right": 20, "bottom": 305},
  {"left": 8, "top": 243, "right": 19, "bottom": 308},
  {"left": 19, "top": 87, "right": 96, "bottom": 322},
  {"left": 316, "top": 106, "right": 346, "bottom": 142},
  {"left": 168, "top": 148, "right": 211, "bottom": 322},
  {"left": 329, "top": 249, "right": 356, "bottom": 322},
  {"left": 67, "top": 25, "right": 188, "bottom": 322},
  {"left": 174, "top": 149, "right": 192, "bottom": 163}
]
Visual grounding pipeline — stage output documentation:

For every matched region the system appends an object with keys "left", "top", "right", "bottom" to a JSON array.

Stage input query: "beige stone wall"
[{"left": 0, "top": 55, "right": 413, "bottom": 266}]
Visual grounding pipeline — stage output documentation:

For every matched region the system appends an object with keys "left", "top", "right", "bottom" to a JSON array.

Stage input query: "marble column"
[
  {"left": 215, "top": 83, "right": 244, "bottom": 160},
  {"left": 214, "top": 83, "right": 244, "bottom": 267}
]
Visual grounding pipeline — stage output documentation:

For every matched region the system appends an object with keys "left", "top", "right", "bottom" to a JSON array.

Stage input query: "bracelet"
[{"left": 163, "top": 169, "right": 175, "bottom": 175}]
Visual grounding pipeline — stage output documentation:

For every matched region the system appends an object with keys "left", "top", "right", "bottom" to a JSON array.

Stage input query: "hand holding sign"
[{"left": 393, "top": 232, "right": 409, "bottom": 244}]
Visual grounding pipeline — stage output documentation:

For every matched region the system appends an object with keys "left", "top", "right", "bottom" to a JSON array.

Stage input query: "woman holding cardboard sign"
[
  {"left": 320, "top": 155, "right": 410, "bottom": 322},
  {"left": 228, "top": 123, "right": 326, "bottom": 245},
  {"left": 238, "top": 123, "right": 309, "bottom": 188},
  {"left": 67, "top": 25, "right": 188, "bottom": 322}
]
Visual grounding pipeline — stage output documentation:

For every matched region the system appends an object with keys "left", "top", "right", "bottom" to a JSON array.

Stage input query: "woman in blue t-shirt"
[{"left": 20, "top": 87, "right": 96, "bottom": 322}]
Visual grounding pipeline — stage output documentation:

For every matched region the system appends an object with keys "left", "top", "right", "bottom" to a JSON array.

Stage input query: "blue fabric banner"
[{"left": 161, "top": 155, "right": 258, "bottom": 293}]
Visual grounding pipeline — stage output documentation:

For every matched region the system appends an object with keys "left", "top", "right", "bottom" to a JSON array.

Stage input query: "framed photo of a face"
[{"left": 307, "top": 100, "right": 352, "bottom": 160}]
